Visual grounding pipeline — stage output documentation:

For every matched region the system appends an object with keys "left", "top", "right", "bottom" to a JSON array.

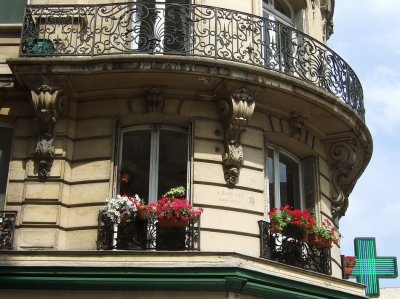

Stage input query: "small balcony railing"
[
  {"left": 258, "top": 221, "right": 332, "bottom": 275},
  {"left": 19, "top": 3, "right": 364, "bottom": 120},
  {"left": 97, "top": 211, "right": 200, "bottom": 251},
  {"left": 0, "top": 211, "right": 17, "bottom": 250}
]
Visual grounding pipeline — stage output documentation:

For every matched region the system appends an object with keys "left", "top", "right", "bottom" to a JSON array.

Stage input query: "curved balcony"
[{"left": 19, "top": 2, "right": 364, "bottom": 119}]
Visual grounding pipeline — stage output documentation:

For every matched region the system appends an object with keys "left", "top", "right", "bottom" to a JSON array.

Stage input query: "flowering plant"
[
  {"left": 101, "top": 194, "right": 141, "bottom": 223},
  {"left": 147, "top": 186, "right": 203, "bottom": 222},
  {"left": 313, "top": 219, "right": 341, "bottom": 245},
  {"left": 268, "top": 205, "right": 316, "bottom": 231},
  {"left": 343, "top": 256, "right": 356, "bottom": 267}
]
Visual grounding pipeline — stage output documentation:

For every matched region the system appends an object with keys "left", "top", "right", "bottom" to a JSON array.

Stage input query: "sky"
[{"left": 328, "top": 0, "right": 400, "bottom": 288}]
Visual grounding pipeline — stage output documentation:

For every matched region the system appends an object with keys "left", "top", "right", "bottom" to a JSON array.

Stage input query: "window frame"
[
  {"left": 262, "top": 0, "right": 295, "bottom": 26},
  {"left": 118, "top": 124, "right": 191, "bottom": 203},
  {"left": 266, "top": 145, "right": 304, "bottom": 211}
]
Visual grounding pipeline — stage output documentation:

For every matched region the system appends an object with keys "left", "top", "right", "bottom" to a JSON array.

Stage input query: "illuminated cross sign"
[{"left": 351, "top": 238, "right": 398, "bottom": 297}]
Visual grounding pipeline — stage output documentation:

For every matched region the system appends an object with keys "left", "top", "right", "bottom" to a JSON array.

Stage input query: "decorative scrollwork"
[
  {"left": 218, "top": 87, "right": 255, "bottom": 186},
  {"left": 327, "top": 136, "right": 358, "bottom": 218},
  {"left": 31, "top": 84, "right": 66, "bottom": 180},
  {"left": 20, "top": 3, "right": 364, "bottom": 120}
]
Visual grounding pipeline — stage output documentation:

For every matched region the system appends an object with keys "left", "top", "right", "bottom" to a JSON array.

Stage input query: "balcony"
[
  {"left": 0, "top": 211, "right": 17, "bottom": 250},
  {"left": 19, "top": 2, "right": 364, "bottom": 119},
  {"left": 258, "top": 221, "right": 332, "bottom": 275},
  {"left": 97, "top": 211, "right": 200, "bottom": 251}
]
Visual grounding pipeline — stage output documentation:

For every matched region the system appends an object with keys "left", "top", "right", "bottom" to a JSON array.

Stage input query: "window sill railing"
[
  {"left": 258, "top": 221, "right": 332, "bottom": 275},
  {"left": 19, "top": 2, "right": 364, "bottom": 120},
  {"left": 0, "top": 211, "right": 17, "bottom": 250},
  {"left": 97, "top": 211, "right": 200, "bottom": 251}
]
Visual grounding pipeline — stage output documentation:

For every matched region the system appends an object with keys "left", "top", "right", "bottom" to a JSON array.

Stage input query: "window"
[
  {"left": 0, "top": 0, "right": 27, "bottom": 24},
  {"left": 262, "top": 0, "right": 295, "bottom": 73},
  {"left": 267, "top": 146, "right": 303, "bottom": 211},
  {"left": 119, "top": 125, "right": 189, "bottom": 204},
  {"left": 0, "top": 125, "right": 13, "bottom": 209}
]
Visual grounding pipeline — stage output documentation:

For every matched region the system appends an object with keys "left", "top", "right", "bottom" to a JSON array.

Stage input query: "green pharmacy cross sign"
[{"left": 351, "top": 238, "right": 398, "bottom": 297}]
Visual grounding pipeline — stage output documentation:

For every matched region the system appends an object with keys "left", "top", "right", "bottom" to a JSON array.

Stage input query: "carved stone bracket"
[
  {"left": 31, "top": 84, "right": 66, "bottom": 180},
  {"left": 218, "top": 87, "right": 255, "bottom": 187},
  {"left": 327, "top": 135, "right": 358, "bottom": 219},
  {"left": 289, "top": 112, "right": 305, "bottom": 140},
  {"left": 145, "top": 87, "right": 165, "bottom": 112}
]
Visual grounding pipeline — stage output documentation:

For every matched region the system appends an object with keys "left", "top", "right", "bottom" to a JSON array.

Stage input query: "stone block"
[
  {"left": 19, "top": 229, "right": 58, "bottom": 248},
  {"left": 69, "top": 182, "right": 110, "bottom": 205},
  {"left": 27, "top": 159, "right": 63, "bottom": 178},
  {"left": 66, "top": 206, "right": 100, "bottom": 228},
  {"left": 71, "top": 160, "right": 111, "bottom": 182},
  {"left": 193, "top": 183, "right": 265, "bottom": 213},
  {"left": 201, "top": 208, "right": 263, "bottom": 235},
  {"left": 270, "top": 116, "right": 282, "bottom": 133},
  {"left": 25, "top": 183, "right": 60, "bottom": 201},
  {"left": 8, "top": 160, "right": 26, "bottom": 180},
  {"left": 319, "top": 175, "right": 331, "bottom": 199},
  {"left": 65, "top": 229, "right": 97, "bottom": 250},
  {"left": 73, "top": 138, "right": 112, "bottom": 160},
  {"left": 200, "top": 230, "right": 259, "bottom": 256},
  {"left": 22, "top": 205, "right": 58, "bottom": 224},
  {"left": 194, "top": 119, "right": 223, "bottom": 141},
  {"left": 193, "top": 161, "right": 264, "bottom": 191},
  {"left": 75, "top": 118, "right": 114, "bottom": 139},
  {"left": 242, "top": 128, "right": 264, "bottom": 149},
  {"left": 318, "top": 156, "right": 330, "bottom": 179},
  {"left": 11, "top": 139, "right": 28, "bottom": 159},
  {"left": 5, "top": 182, "right": 24, "bottom": 203}
]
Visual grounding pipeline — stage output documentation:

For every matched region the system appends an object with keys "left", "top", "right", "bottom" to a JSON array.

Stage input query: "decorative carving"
[
  {"left": 320, "top": 0, "right": 334, "bottom": 41},
  {"left": 145, "top": 87, "right": 164, "bottom": 112},
  {"left": 218, "top": 87, "right": 255, "bottom": 186},
  {"left": 289, "top": 112, "right": 305, "bottom": 140},
  {"left": 31, "top": 84, "right": 66, "bottom": 180},
  {"left": 328, "top": 136, "right": 358, "bottom": 218}
]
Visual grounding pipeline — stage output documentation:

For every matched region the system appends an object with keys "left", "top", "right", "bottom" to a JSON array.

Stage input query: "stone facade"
[{"left": 0, "top": 0, "right": 371, "bottom": 298}]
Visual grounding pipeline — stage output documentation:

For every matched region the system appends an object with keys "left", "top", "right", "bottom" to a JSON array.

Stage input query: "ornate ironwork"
[
  {"left": 0, "top": 211, "right": 17, "bottom": 250},
  {"left": 97, "top": 211, "right": 200, "bottom": 251},
  {"left": 259, "top": 221, "right": 331, "bottom": 275},
  {"left": 20, "top": 3, "right": 364, "bottom": 119}
]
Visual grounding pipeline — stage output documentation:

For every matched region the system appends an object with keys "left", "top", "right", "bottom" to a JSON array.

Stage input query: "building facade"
[{"left": 0, "top": 0, "right": 372, "bottom": 298}]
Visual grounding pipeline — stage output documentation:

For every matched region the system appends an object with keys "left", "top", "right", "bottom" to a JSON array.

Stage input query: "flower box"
[{"left": 308, "top": 233, "right": 332, "bottom": 249}]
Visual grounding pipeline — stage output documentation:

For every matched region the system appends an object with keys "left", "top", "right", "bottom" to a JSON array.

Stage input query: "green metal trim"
[{"left": 0, "top": 266, "right": 366, "bottom": 299}]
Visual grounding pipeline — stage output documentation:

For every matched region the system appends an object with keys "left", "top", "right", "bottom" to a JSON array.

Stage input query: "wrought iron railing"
[
  {"left": 97, "top": 211, "right": 200, "bottom": 251},
  {"left": 259, "top": 221, "right": 331, "bottom": 275},
  {"left": 19, "top": 3, "right": 364, "bottom": 119},
  {"left": 0, "top": 211, "right": 17, "bottom": 250}
]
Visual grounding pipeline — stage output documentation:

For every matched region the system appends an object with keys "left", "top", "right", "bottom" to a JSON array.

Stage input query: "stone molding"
[
  {"left": 31, "top": 84, "right": 66, "bottom": 180},
  {"left": 327, "top": 135, "right": 358, "bottom": 218},
  {"left": 218, "top": 87, "right": 255, "bottom": 187}
]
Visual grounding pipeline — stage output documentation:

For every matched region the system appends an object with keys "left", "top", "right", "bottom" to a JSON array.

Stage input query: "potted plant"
[
  {"left": 343, "top": 256, "right": 356, "bottom": 277},
  {"left": 101, "top": 194, "right": 141, "bottom": 223},
  {"left": 120, "top": 161, "right": 136, "bottom": 184},
  {"left": 147, "top": 186, "right": 203, "bottom": 227},
  {"left": 308, "top": 219, "right": 341, "bottom": 249},
  {"left": 268, "top": 205, "right": 315, "bottom": 242}
]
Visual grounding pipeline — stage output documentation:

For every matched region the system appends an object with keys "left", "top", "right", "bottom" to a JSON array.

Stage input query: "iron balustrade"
[
  {"left": 20, "top": 3, "right": 364, "bottom": 119},
  {"left": 0, "top": 211, "right": 17, "bottom": 250},
  {"left": 259, "top": 221, "right": 332, "bottom": 275},
  {"left": 97, "top": 211, "right": 200, "bottom": 251}
]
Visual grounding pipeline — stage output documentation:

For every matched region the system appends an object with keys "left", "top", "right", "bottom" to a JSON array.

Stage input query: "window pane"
[
  {"left": 267, "top": 148, "right": 275, "bottom": 210},
  {"left": 120, "top": 130, "right": 151, "bottom": 203},
  {"left": 0, "top": 0, "right": 26, "bottom": 24},
  {"left": 279, "top": 153, "right": 300, "bottom": 209},
  {"left": 0, "top": 127, "right": 13, "bottom": 209},
  {"left": 158, "top": 129, "right": 187, "bottom": 198}
]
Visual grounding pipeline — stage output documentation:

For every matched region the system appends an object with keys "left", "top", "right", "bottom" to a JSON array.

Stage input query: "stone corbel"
[
  {"left": 145, "top": 86, "right": 165, "bottom": 112},
  {"left": 327, "top": 135, "right": 358, "bottom": 219},
  {"left": 218, "top": 87, "right": 255, "bottom": 187},
  {"left": 289, "top": 112, "right": 305, "bottom": 140},
  {"left": 31, "top": 84, "right": 66, "bottom": 180}
]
